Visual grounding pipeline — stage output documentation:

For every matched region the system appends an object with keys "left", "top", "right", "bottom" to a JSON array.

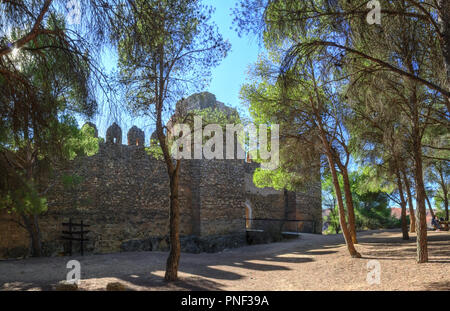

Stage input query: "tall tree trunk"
[
  {"left": 407, "top": 76, "right": 428, "bottom": 262},
  {"left": 395, "top": 167, "right": 410, "bottom": 240},
  {"left": 333, "top": 147, "right": 357, "bottom": 243},
  {"left": 402, "top": 171, "right": 416, "bottom": 233},
  {"left": 409, "top": 89, "right": 428, "bottom": 262},
  {"left": 340, "top": 166, "right": 358, "bottom": 244},
  {"left": 311, "top": 71, "right": 359, "bottom": 257},
  {"left": 326, "top": 154, "right": 360, "bottom": 258},
  {"left": 157, "top": 126, "right": 182, "bottom": 281},
  {"left": 165, "top": 163, "right": 181, "bottom": 281},
  {"left": 404, "top": 44, "right": 428, "bottom": 262},
  {"left": 413, "top": 146, "right": 428, "bottom": 263},
  {"left": 317, "top": 129, "right": 360, "bottom": 257},
  {"left": 155, "top": 47, "right": 182, "bottom": 281}
]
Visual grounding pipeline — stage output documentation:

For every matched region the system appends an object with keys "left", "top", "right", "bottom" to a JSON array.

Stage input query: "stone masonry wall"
[
  {"left": 0, "top": 138, "right": 321, "bottom": 259},
  {"left": 244, "top": 162, "right": 322, "bottom": 234},
  {"left": 198, "top": 159, "right": 246, "bottom": 236},
  {"left": 0, "top": 143, "right": 193, "bottom": 257},
  {"left": 0, "top": 143, "right": 249, "bottom": 258}
]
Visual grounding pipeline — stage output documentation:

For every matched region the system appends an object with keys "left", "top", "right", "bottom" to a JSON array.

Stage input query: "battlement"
[{"left": 84, "top": 122, "right": 146, "bottom": 147}]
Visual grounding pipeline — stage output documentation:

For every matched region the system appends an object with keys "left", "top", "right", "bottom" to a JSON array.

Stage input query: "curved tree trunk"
[
  {"left": 156, "top": 74, "right": 182, "bottom": 281},
  {"left": 157, "top": 126, "right": 182, "bottom": 281},
  {"left": 332, "top": 147, "right": 357, "bottom": 243},
  {"left": 317, "top": 126, "right": 360, "bottom": 257},
  {"left": 326, "top": 154, "right": 360, "bottom": 258},
  {"left": 402, "top": 171, "right": 416, "bottom": 233},
  {"left": 341, "top": 168, "right": 358, "bottom": 244},
  {"left": 311, "top": 69, "right": 359, "bottom": 258}
]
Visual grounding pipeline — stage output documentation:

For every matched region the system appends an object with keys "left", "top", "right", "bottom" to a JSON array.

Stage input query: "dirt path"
[{"left": 1, "top": 229, "right": 449, "bottom": 291}]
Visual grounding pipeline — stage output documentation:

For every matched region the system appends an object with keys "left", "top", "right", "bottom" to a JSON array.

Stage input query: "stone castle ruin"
[{"left": 0, "top": 92, "right": 321, "bottom": 258}]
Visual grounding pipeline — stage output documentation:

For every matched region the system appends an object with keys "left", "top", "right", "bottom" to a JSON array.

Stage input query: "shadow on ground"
[
  {"left": 358, "top": 231, "right": 450, "bottom": 262},
  {"left": 1, "top": 229, "right": 449, "bottom": 290},
  {"left": 1, "top": 241, "right": 319, "bottom": 291}
]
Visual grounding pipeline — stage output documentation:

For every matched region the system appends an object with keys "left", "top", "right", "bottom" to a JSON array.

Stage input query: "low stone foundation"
[
  {"left": 7, "top": 233, "right": 247, "bottom": 258},
  {"left": 119, "top": 233, "right": 247, "bottom": 254}
]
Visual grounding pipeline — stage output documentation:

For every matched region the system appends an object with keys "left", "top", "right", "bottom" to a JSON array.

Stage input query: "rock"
[
  {"left": 177, "top": 92, "right": 237, "bottom": 117},
  {"left": 55, "top": 281, "right": 78, "bottom": 291},
  {"left": 106, "top": 282, "right": 127, "bottom": 291}
]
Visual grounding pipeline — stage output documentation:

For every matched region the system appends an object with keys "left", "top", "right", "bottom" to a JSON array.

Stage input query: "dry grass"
[{"left": 0, "top": 229, "right": 449, "bottom": 291}]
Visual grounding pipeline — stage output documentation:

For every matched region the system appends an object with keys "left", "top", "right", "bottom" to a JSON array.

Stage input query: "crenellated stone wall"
[
  {"left": 0, "top": 93, "right": 322, "bottom": 258},
  {"left": 0, "top": 142, "right": 321, "bottom": 258}
]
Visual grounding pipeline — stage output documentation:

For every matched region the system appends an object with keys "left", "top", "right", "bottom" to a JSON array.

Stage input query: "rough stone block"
[
  {"left": 106, "top": 282, "right": 127, "bottom": 291},
  {"left": 55, "top": 281, "right": 78, "bottom": 291}
]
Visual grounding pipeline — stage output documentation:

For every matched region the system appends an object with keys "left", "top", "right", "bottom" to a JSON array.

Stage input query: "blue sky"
[
  {"left": 87, "top": 0, "right": 262, "bottom": 142},
  {"left": 204, "top": 0, "right": 262, "bottom": 111},
  {"left": 71, "top": 2, "right": 434, "bottom": 211}
]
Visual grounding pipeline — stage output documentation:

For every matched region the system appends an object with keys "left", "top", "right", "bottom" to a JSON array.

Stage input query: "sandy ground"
[{"left": 0, "top": 229, "right": 449, "bottom": 291}]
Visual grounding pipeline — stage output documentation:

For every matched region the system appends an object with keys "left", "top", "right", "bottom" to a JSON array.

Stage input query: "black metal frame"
[{"left": 61, "top": 218, "right": 90, "bottom": 256}]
